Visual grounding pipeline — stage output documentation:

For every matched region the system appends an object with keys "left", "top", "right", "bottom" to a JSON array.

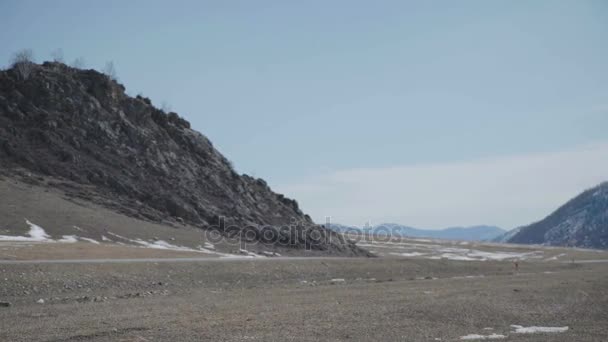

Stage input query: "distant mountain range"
[
  {"left": 502, "top": 181, "right": 608, "bottom": 249},
  {"left": 327, "top": 223, "right": 506, "bottom": 241}
]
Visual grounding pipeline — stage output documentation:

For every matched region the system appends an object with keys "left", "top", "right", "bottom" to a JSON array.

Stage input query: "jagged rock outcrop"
[
  {"left": 0, "top": 61, "right": 368, "bottom": 256},
  {"left": 507, "top": 182, "right": 608, "bottom": 249}
]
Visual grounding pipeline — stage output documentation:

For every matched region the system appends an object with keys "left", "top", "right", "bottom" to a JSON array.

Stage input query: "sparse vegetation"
[
  {"left": 71, "top": 57, "right": 85, "bottom": 69},
  {"left": 10, "top": 49, "right": 35, "bottom": 80},
  {"left": 161, "top": 101, "right": 172, "bottom": 113},
  {"left": 103, "top": 61, "right": 117, "bottom": 81},
  {"left": 50, "top": 48, "right": 64, "bottom": 63}
]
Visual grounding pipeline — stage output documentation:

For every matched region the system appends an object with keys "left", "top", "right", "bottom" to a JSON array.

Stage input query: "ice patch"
[
  {"left": 511, "top": 325, "right": 568, "bottom": 334},
  {"left": 460, "top": 334, "right": 506, "bottom": 340}
]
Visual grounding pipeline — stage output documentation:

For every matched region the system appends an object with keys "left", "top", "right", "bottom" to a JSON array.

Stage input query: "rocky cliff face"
[
  {"left": 507, "top": 182, "right": 608, "bottom": 249},
  {"left": 0, "top": 61, "right": 367, "bottom": 255}
]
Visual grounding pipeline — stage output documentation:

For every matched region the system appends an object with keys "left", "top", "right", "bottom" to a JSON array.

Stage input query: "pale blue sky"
[{"left": 2, "top": 1, "right": 607, "bottom": 227}]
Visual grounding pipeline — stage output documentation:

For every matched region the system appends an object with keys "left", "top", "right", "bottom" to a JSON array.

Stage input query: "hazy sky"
[{"left": 2, "top": 1, "right": 607, "bottom": 229}]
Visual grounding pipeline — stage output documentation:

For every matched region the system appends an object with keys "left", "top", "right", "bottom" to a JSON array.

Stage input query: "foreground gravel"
[{"left": 1, "top": 257, "right": 607, "bottom": 341}]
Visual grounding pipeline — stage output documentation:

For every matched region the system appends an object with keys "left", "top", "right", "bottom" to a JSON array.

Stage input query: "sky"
[{"left": 1, "top": 1, "right": 607, "bottom": 229}]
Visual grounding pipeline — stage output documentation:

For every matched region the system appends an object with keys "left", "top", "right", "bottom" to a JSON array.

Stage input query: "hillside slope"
[
  {"left": 507, "top": 182, "right": 608, "bottom": 249},
  {"left": 0, "top": 61, "right": 366, "bottom": 255}
]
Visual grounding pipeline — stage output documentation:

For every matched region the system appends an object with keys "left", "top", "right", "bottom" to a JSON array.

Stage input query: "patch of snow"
[
  {"left": 510, "top": 325, "right": 568, "bottom": 334},
  {"left": 203, "top": 242, "right": 215, "bottom": 250},
  {"left": 260, "top": 251, "right": 281, "bottom": 257},
  {"left": 389, "top": 252, "right": 426, "bottom": 257},
  {"left": 106, "top": 232, "right": 132, "bottom": 242},
  {"left": 0, "top": 220, "right": 51, "bottom": 242},
  {"left": 466, "top": 250, "right": 542, "bottom": 261},
  {"left": 105, "top": 232, "right": 241, "bottom": 257},
  {"left": 409, "top": 238, "right": 433, "bottom": 243},
  {"left": 544, "top": 253, "right": 566, "bottom": 261},
  {"left": 460, "top": 334, "right": 506, "bottom": 340},
  {"left": 25, "top": 220, "right": 51, "bottom": 240},
  {"left": 451, "top": 275, "right": 485, "bottom": 279},
  {"left": 439, "top": 253, "right": 478, "bottom": 261},
  {"left": 57, "top": 235, "right": 79, "bottom": 243},
  {"left": 330, "top": 278, "right": 345, "bottom": 283},
  {"left": 78, "top": 237, "right": 100, "bottom": 244},
  {"left": 567, "top": 259, "right": 608, "bottom": 263},
  {"left": 238, "top": 249, "right": 265, "bottom": 258}
]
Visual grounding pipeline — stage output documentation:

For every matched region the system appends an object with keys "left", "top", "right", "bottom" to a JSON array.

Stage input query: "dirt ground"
[
  {"left": 1, "top": 254, "right": 607, "bottom": 342},
  {"left": 2, "top": 178, "right": 608, "bottom": 341}
]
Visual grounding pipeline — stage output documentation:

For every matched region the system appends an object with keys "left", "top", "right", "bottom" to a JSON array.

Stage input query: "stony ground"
[
  {"left": 1, "top": 250, "right": 607, "bottom": 342},
  {"left": 2, "top": 177, "right": 608, "bottom": 341}
]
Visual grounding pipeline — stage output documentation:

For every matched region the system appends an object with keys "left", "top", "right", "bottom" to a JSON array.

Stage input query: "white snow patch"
[
  {"left": 57, "top": 235, "right": 79, "bottom": 243},
  {"left": 203, "top": 242, "right": 215, "bottom": 250},
  {"left": 511, "top": 325, "right": 568, "bottom": 334},
  {"left": 438, "top": 253, "right": 478, "bottom": 261},
  {"left": 452, "top": 275, "right": 486, "bottom": 280},
  {"left": 238, "top": 249, "right": 266, "bottom": 258},
  {"left": 460, "top": 333, "right": 506, "bottom": 340},
  {"left": 260, "top": 251, "right": 281, "bottom": 257},
  {"left": 544, "top": 253, "right": 566, "bottom": 261},
  {"left": 0, "top": 220, "right": 51, "bottom": 242},
  {"left": 25, "top": 220, "right": 51, "bottom": 240},
  {"left": 106, "top": 232, "right": 132, "bottom": 242},
  {"left": 78, "top": 237, "right": 100, "bottom": 244},
  {"left": 466, "top": 250, "right": 541, "bottom": 261},
  {"left": 389, "top": 252, "right": 426, "bottom": 257},
  {"left": 101, "top": 235, "right": 112, "bottom": 242}
]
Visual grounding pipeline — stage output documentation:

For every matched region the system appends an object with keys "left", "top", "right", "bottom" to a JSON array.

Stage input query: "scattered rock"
[
  {"left": 36, "top": 299, "right": 45, "bottom": 304},
  {"left": 0, "top": 301, "right": 11, "bottom": 307}
]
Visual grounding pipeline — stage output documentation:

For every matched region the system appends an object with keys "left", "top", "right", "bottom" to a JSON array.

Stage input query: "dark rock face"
[
  {"left": 507, "top": 182, "right": 608, "bottom": 249},
  {"left": 0, "top": 62, "right": 368, "bottom": 256}
]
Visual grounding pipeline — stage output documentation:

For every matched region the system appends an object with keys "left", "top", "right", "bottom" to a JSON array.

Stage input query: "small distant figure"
[{"left": 514, "top": 260, "right": 519, "bottom": 271}]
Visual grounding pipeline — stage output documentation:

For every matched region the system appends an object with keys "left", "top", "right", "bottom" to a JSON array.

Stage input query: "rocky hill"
[
  {"left": 0, "top": 60, "right": 367, "bottom": 256},
  {"left": 507, "top": 182, "right": 608, "bottom": 249}
]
